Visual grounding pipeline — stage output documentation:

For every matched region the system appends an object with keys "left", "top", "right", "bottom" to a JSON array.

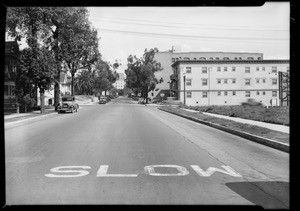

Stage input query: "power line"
[
  {"left": 90, "top": 15, "right": 289, "bottom": 32},
  {"left": 98, "top": 28, "right": 289, "bottom": 42}
]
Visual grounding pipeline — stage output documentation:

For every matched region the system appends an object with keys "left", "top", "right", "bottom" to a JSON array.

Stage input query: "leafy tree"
[
  {"left": 125, "top": 48, "right": 163, "bottom": 103},
  {"left": 6, "top": 7, "right": 100, "bottom": 110},
  {"left": 74, "top": 69, "right": 95, "bottom": 95},
  {"left": 60, "top": 8, "right": 100, "bottom": 96},
  {"left": 19, "top": 47, "right": 57, "bottom": 113}
]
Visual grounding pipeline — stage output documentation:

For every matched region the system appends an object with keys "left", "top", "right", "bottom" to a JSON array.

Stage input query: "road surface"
[{"left": 5, "top": 97, "right": 289, "bottom": 207}]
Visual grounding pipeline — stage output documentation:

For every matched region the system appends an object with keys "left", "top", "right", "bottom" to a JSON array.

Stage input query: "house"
[
  {"left": 4, "top": 41, "right": 19, "bottom": 114},
  {"left": 37, "top": 72, "right": 71, "bottom": 106}
]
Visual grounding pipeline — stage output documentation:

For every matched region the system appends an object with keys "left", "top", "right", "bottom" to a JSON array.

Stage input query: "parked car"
[
  {"left": 241, "top": 98, "right": 263, "bottom": 106},
  {"left": 57, "top": 95, "right": 79, "bottom": 113},
  {"left": 99, "top": 96, "right": 108, "bottom": 104},
  {"left": 99, "top": 98, "right": 106, "bottom": 104}
]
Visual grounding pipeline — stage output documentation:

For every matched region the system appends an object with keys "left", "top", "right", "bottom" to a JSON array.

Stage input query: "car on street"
[
  {"left": 57, "top": 95, "right": 79, "bottom": 113},
  {"left": 99, "top": 96, "right": 108, "bottom": 104}
]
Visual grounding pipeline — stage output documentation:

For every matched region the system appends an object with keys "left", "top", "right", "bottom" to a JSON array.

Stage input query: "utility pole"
[{"left": 183, "top": 74, "right": 186, "bottom": 105}]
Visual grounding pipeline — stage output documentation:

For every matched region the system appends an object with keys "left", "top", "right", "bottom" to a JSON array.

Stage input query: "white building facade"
[
  {"left": 171, "top": 59, "right": 289, "bottom": 106},
  {"left": 150, "top": 46, "right": 266, "bottom": 101},
  {"left": 113, "top": 73, "right": 125, "bottom": 89}
]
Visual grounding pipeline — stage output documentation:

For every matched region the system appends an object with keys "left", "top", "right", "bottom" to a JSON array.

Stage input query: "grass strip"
[{"left": 160, "top": 106, "right": 289, "bottom": 144}]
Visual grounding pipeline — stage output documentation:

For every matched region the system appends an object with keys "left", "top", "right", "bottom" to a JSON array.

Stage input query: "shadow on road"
[{"left": 225, "top": 181, "right": 289, "bottom": 209}]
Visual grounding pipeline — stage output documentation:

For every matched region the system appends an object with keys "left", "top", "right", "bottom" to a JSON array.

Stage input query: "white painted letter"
[
  {"left": 97, "top": 165, "right": 138, "bottom": 177},
  {"left": 45, "top": 166, "right": 91, "bottom": 178},
  {"left": 144, "top": 165, "right": 189, "bottom": 176},
  {"left": 190, "top": 165, "right": 242, "bottom": 177}
]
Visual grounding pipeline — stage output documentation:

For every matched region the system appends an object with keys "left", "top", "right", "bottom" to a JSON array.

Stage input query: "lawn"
[
  {"left": 159, "top": 106, "right": 289, "bottom": 144},
  {"left": 178, "top": 105, "right": 289, "bottom": 126}
]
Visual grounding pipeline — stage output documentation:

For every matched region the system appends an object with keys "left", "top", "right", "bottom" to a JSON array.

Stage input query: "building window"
[
  {"left": 262, "top": 79, "right": 266, "bottom": 83},
  {"left": 224, "top": 91, "right": 228, "bottom": 96},
  {"left": 223, "top": 57, "right": 229, "bottom": 60},
  {"left": 286, "top": 66, "right": 289, "bottom": 73},
  {"left": 202, "top": 79, "right": 208, "bottom": 86},
  {"left": 187, "top": 92, "right": 192, "bottom": 98},
  {"left": 224, "top": 67, "right": 227, "bottom": 71},
  {"left": 183, "top": 57, "right": 190, "bottom": 60},
  {"left": 272, "top": 91, "right": 277, "bottom": 97},
  {"left": 232, "top": 79, "right": 236, "bottom": 84},
  {"left": 217, "top": 67, "right": 221, "bottom": 72},
  {"left": 172, "top": 58, "right": 175, "bottom": 63},
  {"left": 224, "top": 79, "right": 228, "bottom": 84},
  {"left": 234, "top": 57, "right": 238, "bottom": 60},
  {"left": 232, "top": 67, "right": 236, "bottom": 71},
  {"left": 247, "top": 57, "right": 254, "bottom": 60},
  {"left": 272, "top": 79, "right": 277, "bottom": 85},
  {"left": 245, "top": 67, "right": 250, "bottom": 73},
  {"left": 262, "top": 67, "right": 266, "bottom": 71},
  {"left": 217, "top": 91, "right": 221, "bottom": 96},
  {"left": 209, "top": 57, "right": 213, "bottom": 60},
  {"left": 258, "top": 57, "right": 262, "bottom": 60},
  {"left": 202, "top": 92, "right": 208, "bottom": 98},
  {"left": 245, "top": 79, "right": 251, "bottom": 85},
  {"left": 232, "top": 91, "right": 236, "bottom": 96},
  {"left": 202, "top": 67, "right": 207, "bottom": 73},
  {"left": 186, "top": 79, "right": 192, "bottom": 86},
  {"left": 216, "top": 57, "right": 219, "bottom": 60},
  {"left": 256, "top": 79, "right": 260, "bottom": 83},
  {"left": 272, "top": 67, "right": 277, "bottom": 73},
  {"left": 263, "top": 91, "right": 266, "bottom": 95},
  {"left": 245, "top": 91, "right": 251, "bottom": 97},
  {"left": 239, "top": 57, "right": 242, "bottom": 60},
  {"left": 217, "top": 79, "right": 221, "bottom": 84},
  {"left": 257, "top": 91, "right": 260, "bottom": 95},
  {"left": 194, "top": 58, "right": 197, "bottom": 60},
  {"left": 256, "top": 67, "right": 259, "bottom": 71},
  {"left": 200, "top": 57, "right": 206, "bottom": 60},
  {"left": 186, "top": 67, "right": 192, "bottom": 73}
]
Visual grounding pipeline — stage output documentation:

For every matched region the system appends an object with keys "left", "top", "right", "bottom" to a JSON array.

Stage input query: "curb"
[
  {"left": 5, "top": 112, "right": 57, "bottom": 130},
  {"left": 158, "top": 108, "right": 289, "bottom": 153}
]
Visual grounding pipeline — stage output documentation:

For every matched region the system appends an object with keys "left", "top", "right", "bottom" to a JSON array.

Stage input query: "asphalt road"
[{"left": 5, "top": 97, "right": 289, "bottom": 207}]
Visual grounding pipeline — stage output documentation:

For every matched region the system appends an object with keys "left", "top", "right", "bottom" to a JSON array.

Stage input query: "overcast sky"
[{"left": 87, "top": 2, "right": 290, "bottom": 73}]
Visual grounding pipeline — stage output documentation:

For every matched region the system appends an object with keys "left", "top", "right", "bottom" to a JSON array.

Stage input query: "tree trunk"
[
  {"left": 34, "top": 83, "right": 38, "bottom": 106},
  {"left": 71, "top": 73, "right": 75, "bottom": 96},
  {"left": 40, "top": 88, "right": 45, "bottom": 114},
  {"left": 54, "top": 73, "right": 60, "bottom": 111},
  {"left": 146, "top": 86, "right": 149, "bottom": 103}
]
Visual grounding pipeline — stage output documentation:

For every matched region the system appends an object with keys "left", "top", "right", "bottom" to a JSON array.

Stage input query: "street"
[{"left": 5, "top": 97, "right": 289, "bottom": 207}]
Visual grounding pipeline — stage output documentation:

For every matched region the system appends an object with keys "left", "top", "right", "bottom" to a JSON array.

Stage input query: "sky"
[{"left": 87, "top": 3, "right": 290, "bottom": 73}]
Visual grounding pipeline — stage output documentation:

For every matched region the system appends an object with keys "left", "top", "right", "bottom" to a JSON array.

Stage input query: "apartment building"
[
  {"left": 113, "top": 73, "right": 125, "bottom": 89},
  {"left": 150, "top": 46, "right": 264, "bottom": 101},
  {"left": 170, "top": 59, "right": 289, "bottom": 106}
]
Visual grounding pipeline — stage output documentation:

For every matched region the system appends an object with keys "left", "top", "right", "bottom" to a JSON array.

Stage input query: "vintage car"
[
  {"left": 98, "top": 96, "right": 107, "bottom": 104},
  {"left": 57, "top": 95, "right": 79, "bottom": 113}
]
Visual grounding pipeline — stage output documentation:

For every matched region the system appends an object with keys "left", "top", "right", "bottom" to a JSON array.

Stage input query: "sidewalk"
[
  {"left": 180, "top": 108, "right": 289, "bottom": 134},
  {"left": 158, "top": 106, "right": 289, "bottom": 153}
]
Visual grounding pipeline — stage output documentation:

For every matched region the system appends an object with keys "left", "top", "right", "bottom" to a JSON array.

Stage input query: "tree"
[
  {"left": 19, "top": 47, "right": 57, "bottom": 113},
  {"left": 125, "top": 48, "right": 163, "bottom": 103},
  {"left": 60, "top": 8, "right": 100, "bottom": 96},
  {"left": 6, "top": 7, "right": 100, "bottom": 110}
]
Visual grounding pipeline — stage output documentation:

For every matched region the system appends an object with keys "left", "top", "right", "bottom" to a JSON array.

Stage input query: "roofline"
[
  {"left": 156, "top": 51, "right": 264, "bottom": 55},
  {"left": 171, "top": 59, "right": 290, "bottom": 67}
]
